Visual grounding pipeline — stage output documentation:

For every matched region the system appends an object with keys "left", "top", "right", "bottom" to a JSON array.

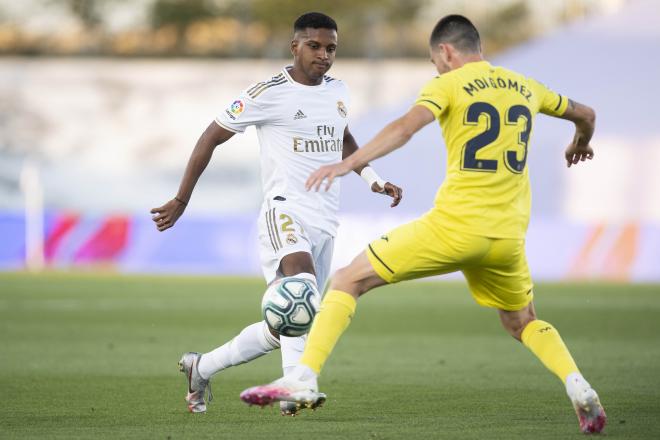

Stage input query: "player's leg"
[
  {"left": 240, "top": 250, "right": 386, "bottom": 408},
  {"left": 289, "top": 220, "right": 437, "bottom": 380},
  {"left": 180, "top": 205, "right": 314, "bottom": 413},
  {"left": 196, "top": 257, "right": 313, "bottom": 381},
  {"left": 498, "top": 301, "right": 579, "bottom": 375},
  {"left": 464, "top": 238, "right": 606, "bottom": 433},
  {"left": 499, "top": 302, "right": 606, "bottom": 433},
  {"left": 194, "top": 322, "right": 282, "bottom": 380},
  {"left": 240, "top": 216, "right": 460, "bottom": 407},
  {"left": 180, "top": 320, "right": 280, "bottom": 412},
  {"left": 297, "top": 223, "right": 478, "bottom": 376},
  {"left": 463, "top": 238, "right": 580, "bottom": 382},
  {"left": 188, "top": 249, "right": 289, "bottom": 412},
  {"left": 191, "top": 252, "right": 317, "bottom": 414},
  {"left": 278, "top": 251, "right": 319, "bottom": 378},
  {"left": 198, "top": 252, "right": 318, "bottom": 373},
  {"left": 276, "top": 251, "right": 320, "bottom": 415},
  {"left": 498, "top": 300, "right": 580, "bottom": 381},
  {"left": 500, "top": 303, "right": 606, "bottom": 433},
  {"left": 278, "top": 231, "right": 334, "bottom": 416},
  {"left": 298, "top": 250, "right": 387, "bottom": 374},
  {"left": 266, "top": 206, "right": 327, "bottom": 414}
]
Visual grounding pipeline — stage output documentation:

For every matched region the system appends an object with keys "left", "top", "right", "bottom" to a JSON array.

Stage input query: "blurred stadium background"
[
  {"left": 2, "top": 2, "right": 660, "bottom": 439},
  {"left": 0, "top": 0, "right": 658, "bottom": 282}
]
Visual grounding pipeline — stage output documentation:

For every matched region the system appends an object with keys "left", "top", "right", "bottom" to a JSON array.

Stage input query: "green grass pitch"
[{"left": 1, "top": 272, "right": 659, "bottom": 439}]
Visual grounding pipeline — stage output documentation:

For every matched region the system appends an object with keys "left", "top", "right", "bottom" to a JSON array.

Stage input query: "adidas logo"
[{"left": 294, "top": 109, "right": 307, "bottom": 120}]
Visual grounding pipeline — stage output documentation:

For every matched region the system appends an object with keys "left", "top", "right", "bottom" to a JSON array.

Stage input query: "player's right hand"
[
  {"left": 150, "top": 199, "right": 186, "bottom": 232},
  {"left": 306, "top": 161, "right": 352, "bottom": 192}
]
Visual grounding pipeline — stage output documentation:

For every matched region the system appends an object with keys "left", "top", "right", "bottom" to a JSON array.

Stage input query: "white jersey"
[{"left": 215, "top": 66, "right": 350, "bottom": 236}]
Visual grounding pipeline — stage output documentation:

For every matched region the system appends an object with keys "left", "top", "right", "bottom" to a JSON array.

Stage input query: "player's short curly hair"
[
  {"left": 430, "top": 15, "right": 480, "bottom": 53},
  {"left": 294, "top": 12, "right": 337, "bottom": 33}
]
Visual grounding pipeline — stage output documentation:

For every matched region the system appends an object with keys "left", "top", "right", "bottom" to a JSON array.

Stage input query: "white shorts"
[{"left": 257, "top": 199, "right": 335, "bottom": 290}]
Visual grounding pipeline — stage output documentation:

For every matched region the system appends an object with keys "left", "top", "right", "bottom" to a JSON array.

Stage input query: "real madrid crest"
[
  {"left": 286, "top": 233, "right": 298, "bottom": 245},
  {"left": 337, "top": 101, "right": 347, "bottom": 118}
]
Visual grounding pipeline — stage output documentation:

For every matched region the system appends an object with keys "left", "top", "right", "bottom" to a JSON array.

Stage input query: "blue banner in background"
[{"left": 1, "top": 211, "right": 659, "bottom": 282}]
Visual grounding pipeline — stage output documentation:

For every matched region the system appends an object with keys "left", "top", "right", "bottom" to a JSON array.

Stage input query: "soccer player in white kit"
[{"left": 150, "top": 12, "right": 402, "bottom": 415}]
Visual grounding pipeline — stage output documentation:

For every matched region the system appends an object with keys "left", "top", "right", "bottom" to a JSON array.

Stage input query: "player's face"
[{"left": 291, "top": 28, "right": 337, "bottom": 81}]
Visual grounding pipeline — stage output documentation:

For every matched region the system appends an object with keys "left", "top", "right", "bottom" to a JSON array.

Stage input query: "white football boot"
[
  {"left": 178, "top": 352, "right": 213, "bottom": 413},
  {"left": 565, "top": 373, "right": 607, "bottom": 434},
  {"left": 240, "top": 369, "right": 325, "bottom": 411}
]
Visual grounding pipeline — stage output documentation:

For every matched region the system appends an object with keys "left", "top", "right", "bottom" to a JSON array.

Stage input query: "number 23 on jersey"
[{"left": 461, "top": 102, "right": 532, "bottom": 174}]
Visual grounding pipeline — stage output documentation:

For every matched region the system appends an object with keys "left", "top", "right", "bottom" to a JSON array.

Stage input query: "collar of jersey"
[
  {"left": 463, "top": 60, "right": 491, "bottom": 70},
  {"left": 282, "top": 65, "right": 327, "bottom": 89}
]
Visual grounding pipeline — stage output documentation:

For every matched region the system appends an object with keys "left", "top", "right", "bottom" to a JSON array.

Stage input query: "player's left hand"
[
  {"left": 306, "top": 162, "right": 352, "bottom": 192},
  {"left": 564, "top": 137, "right": 594, "bottom": 168},
  {"left": 371, "top": 181, "right": 403, "bottom": 207}
]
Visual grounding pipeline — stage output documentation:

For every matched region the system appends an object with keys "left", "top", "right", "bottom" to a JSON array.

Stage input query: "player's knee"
[
  {"left": 330, "top": 266, "right": 364, "bottom": 297},
  {"left": 331, "top": 266, "right": 354, "bottom": 287},
  {"left": 278, "top": 252, "right": 315, "bottom": 277},
  {"left": 501, "top": 309, "right": 536, "bottom": 341},
  {"left": 506, "top": 322, "right": 527, "bottom": 341},
  {"left": 283, "top": 262, "right": 314, "bottom": 276}
]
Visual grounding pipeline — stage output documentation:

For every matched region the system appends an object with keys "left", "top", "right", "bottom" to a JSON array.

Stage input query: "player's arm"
[
  {"left": 150, "top": 122, "right": 235, "bottom": 231},
  {"left": 342, "top": 126, "right": 403, "bottom": 207},
  {"left": 307, "top": 105, "right": 434, "bottom": 191},
  {"left": 341, "top": 127, "right": 368, "bottom": 174},
  {"left": 536, "top": 81, "right": 596, "bottom": 168},
  {"left": 552, "top": 99, "right": 596, "bottom": 167}
]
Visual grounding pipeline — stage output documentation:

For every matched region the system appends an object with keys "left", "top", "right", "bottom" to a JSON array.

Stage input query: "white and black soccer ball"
[{"left": 261, "top": 277, "right": 320, "bottom": 337}]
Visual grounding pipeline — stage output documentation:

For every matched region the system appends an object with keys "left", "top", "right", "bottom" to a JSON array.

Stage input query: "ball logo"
[{"left": 337, "top": 101, "right": 347, "bottom": 118}]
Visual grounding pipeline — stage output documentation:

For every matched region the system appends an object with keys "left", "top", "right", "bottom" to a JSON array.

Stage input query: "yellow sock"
[
  {"left": 300, "top": 290, "right": 357, "bottom": 374},
  {"left": 521, "top": 319, "right": 580, "bottom": 383}
]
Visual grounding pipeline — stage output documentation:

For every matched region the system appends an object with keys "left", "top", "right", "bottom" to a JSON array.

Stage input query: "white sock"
[
  {"left": 290, "top": 364, "right": 318, "bottom": 383},
  {"left": 197, "top": 321, "right": 280, "bottom": 380},
  {"left": 281, "top": 334, "right": 307, "bottom": 374},
  {"left": 280, "top": 272, "right": 318, "bottom": 376},
  {"left": 565, "top": 372, "right": 590, "bottom": 399}
]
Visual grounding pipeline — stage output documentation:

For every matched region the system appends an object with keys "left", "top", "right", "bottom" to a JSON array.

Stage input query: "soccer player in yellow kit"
[{"left": 241, "top": 15, "right": 606, "bottom": 434}]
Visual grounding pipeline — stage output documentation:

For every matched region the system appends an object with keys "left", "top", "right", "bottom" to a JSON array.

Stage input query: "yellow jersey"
[{"left": 415, "top": 61, "right": 568, "bottom": 239}]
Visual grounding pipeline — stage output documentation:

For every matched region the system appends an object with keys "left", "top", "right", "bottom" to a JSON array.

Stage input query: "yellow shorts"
[{"left": 366, "top": 214, "right": 533, "bottom": 311}]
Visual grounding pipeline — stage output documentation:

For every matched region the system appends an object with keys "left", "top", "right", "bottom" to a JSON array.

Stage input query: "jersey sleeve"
[
  {"left": 530, "top": 78, "right": 568, "bottom": 117},
  {"left": 214, "top": 91, "right": 270, "bottom": 134},
  {"left": 414, "top": 76, "right": 451, "bottom": 119}
]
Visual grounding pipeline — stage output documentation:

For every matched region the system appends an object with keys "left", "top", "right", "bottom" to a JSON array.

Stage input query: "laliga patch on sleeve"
[{"left": 225, "top": 99, "right": 245, "bottom": 120}]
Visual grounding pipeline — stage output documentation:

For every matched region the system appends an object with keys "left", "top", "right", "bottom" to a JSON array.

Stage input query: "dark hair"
[
  {"left": 293, "top": 12, "right": 337, "bottom": 33},
  {"left": 429, "top": 15, "right": 480, "bottom": 53}
]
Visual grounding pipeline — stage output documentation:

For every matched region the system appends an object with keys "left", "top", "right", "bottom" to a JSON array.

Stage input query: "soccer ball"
[{"left": 261, "top": 277, "right": 320, "bottom": 337}]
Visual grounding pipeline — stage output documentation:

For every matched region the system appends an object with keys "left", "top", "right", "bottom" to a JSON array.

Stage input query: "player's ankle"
[
  {"left": 289, "top": 364, "right": 318, "bottom": 382},
  {"left": 565, "top": 372, "right": 589, "bottom": 396}
]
